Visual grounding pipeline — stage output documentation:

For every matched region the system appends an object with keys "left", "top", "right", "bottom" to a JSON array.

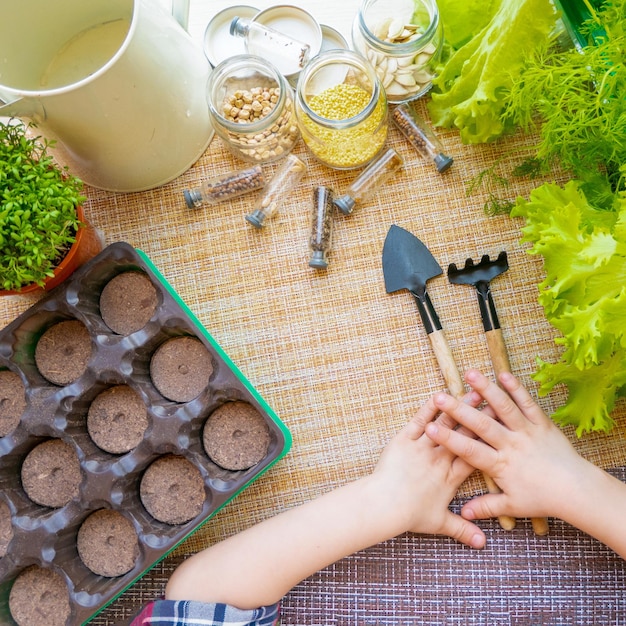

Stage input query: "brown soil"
[
  {"left": 0, "top": 370, "right": 26, "bottom": 437},
  {"left": 0, "top": 500, "right": 13, "bottom": 557},
  {"left": 150, "top": 336, "right": 213, "bottom": 402},
  {"left": 9, "top": 565, "right": 71, "bottom": 626},
  {"left": 140, "top": 455, "right": 205, "bottom": 525},
  {"left": 21, "top": 439, "right": 82, "bottom": 508},
  {"left": 77, "top": 509, "right": 139, "bottom": 577},
  {"left": 87, "top": 385, "right": 149, "bottom": 454},
  {"left": 35, "top": 319, "right": 92, "bottom": 385},
  {"left": 203, "top": 401, "right": 271, "bottom": 470},
  {"left": 100, "top": 271, "right": 158, "bottom": 335}
]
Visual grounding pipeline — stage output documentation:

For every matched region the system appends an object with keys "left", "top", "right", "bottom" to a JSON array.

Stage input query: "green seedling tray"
[{"left": 0, "top": 242, "right": 291, "bottom": 625}]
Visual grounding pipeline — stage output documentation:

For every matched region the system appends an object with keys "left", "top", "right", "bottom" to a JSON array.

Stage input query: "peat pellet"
[
  {"left": 203, "top": 402, "right": 271, "bottom": 470},
  {"left": 21, "top": 439, "right": 81, "bottom": 508},
  {"left": 140, "top": 455, "right": 205, "bottom": 525},
  {"left": 0, "top": 370, "right": 26, "bottom": 437},
  {"left": 0, "top": 500, "right": 13, "bottom": 557},
  {"left": 9, "top": 565, "right": 71, "bottom": 626},
  {"left": 35, "top": 319, "right": 92, "bottom": 385},
  {"left": 150, "top": 336, "right": 213, "bottom": 402},
  {"left": 100, "top": 271, "right": 158, "bottom": 335},
  {"left": 87, "top": 385, "right": 149, "bottom": 454},
  {"left": 77, "top": 509, "right": 139, "bottom": 577}
]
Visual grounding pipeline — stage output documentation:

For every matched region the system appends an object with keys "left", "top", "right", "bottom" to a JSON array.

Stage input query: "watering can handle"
[{"left": 172, "top": 0, "right": 190, "bottom": 30}]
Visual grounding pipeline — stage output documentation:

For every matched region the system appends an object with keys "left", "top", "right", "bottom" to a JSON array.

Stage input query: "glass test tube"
[
  {"left": 230, "top": 17, "right": 311, "bottom": 72},
  {"left": 333, "top": 148, "right": 404, "bottom": 215},
  {"left": 183, "top": 165, "right": 265, "bottom": 208},
  {"left": 309, "top": 186, "right": 334, "bottom": 269},
  {"left": 245, "top": 154, "right": 307, "bottom": 228},
  {"left": 391, "top": 103, "right": 453, "bottom": 173}
]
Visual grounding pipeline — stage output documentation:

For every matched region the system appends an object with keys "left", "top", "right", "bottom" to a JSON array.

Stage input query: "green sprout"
[{"left": 0, "top": 120, "right": 86, "bottom": 291}]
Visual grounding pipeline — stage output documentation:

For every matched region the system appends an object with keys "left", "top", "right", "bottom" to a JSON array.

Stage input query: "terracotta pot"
[{"left": 0, "top": 205, "right": 104, "bottom": 297}]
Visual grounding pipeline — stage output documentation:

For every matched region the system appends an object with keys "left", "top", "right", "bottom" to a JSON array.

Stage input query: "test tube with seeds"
[
  {"left": 391, "top": 103, "right": 453, "bottom": 173},
  {"left": 333, "top": 148, "right": 404, "bottom": 215},
  {"left": 245, "top": 154, "right": 307, "bottom": 228},
  {"left": 230, "top": 17, "right": 311, "bottom": 73},
  {"left": 308, "top": 186, "right": 334, "bottom": 269},
  {"left": 183, "top": 165, "right": 266, "bottom": 209}
]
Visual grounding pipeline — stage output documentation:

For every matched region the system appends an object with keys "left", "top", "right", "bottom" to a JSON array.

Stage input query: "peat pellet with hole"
[
  {"left": 150, "top": 336, "right": 213, "bottom": 402},
  {"left": 0, "top": 500, "right": 13, "bottom": 558},
  {"left": 203, "top": 402, "right": 271, "bottom": 470},
  {"left": 0, "top": 370, "right": 26, "bottom": 437},
  {"left": 140, "top": 455, "right": 205, "bottom": 525},
  {"left": 99, "top": 271, "right": 158, "bottom": 335},
  {"left": 21, "top": 439, "right": 82, "bottom": 508},
  {"left": 9, "top": 565, "right": 71, "bottom": 626},
  {"left": 77, "top": 509, "right": 139, "bottom": 577},
  {"left": 35, "top": 319, "right": 92, "bottom": 385},
  {"left": 87, "top": 385, "right": 149, "bottom": 454}
]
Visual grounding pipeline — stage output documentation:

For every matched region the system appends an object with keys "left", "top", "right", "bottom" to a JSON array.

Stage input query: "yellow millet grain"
[
  {"left": 309, "top": 83, "right": 371, "bottom": 120},
  {"left": 301, "top": 83, "right": 387, "bottom": 168}
]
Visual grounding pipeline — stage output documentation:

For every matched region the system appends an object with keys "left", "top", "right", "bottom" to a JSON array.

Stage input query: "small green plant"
[{"left": 0, "top": 119, "right": 86, "bottom": 291}]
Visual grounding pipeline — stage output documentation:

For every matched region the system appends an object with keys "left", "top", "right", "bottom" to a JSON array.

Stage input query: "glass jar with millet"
[{"left": 294, "top": 49, "right": 388, "bottom": 170}]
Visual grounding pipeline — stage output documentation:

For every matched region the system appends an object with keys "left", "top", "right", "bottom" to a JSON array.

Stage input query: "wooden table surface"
[{"left": 2, "top": 1, "right": 626, "bottom": 624}]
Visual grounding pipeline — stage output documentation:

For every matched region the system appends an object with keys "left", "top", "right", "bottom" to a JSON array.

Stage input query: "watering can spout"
[
  {"left": 0, "top": 95, "right": 45, "bottom": 120},
  {"left": 171, "top": 0, "right": 190, "bottom": 30}
]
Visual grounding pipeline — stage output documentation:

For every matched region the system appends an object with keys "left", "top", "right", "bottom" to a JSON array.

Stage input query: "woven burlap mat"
[
  {"left": 2, "top": 98, "right": 625, "bottom": 624},
  {"left": 84, "top": 473, "right": 626, "bottom": 625}
]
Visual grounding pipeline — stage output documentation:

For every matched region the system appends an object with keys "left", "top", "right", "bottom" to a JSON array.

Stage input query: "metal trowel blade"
[{"left": 382, "top": 224, "right": 442, "bottom": 296}]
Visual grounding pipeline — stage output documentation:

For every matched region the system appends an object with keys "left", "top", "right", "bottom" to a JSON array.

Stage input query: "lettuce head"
[
  {"left": 428, "top": 0, "right": 557, "bottom": 144},
  {"left": 512, "top": 180, "right": 626, "bottom": 435}
]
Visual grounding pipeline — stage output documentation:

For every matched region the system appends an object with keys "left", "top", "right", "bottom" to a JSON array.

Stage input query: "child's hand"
[
  {"left": 424, "top": 369, "right": 592, "bottom": 523},
  {"left": 370, "top": 391, "right": 486, "bottom": 549}
]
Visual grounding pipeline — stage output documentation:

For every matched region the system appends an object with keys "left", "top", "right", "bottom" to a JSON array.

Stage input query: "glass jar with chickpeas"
[
  {"left": 294, "top": 49, "right": 388, "bottom": 170},
  {"left": 206, "top": 54, "right": 301, "bottom": 164}
]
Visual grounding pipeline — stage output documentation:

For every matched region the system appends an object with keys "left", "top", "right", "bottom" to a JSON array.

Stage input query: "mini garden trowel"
[{"left": 382, "top": 224, "right": 464, "bottom": 399}]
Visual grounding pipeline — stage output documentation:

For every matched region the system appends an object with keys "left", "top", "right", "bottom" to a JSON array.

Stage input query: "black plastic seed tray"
[{"left": 0, "top": 242, "right": 291, "bottom": 625}]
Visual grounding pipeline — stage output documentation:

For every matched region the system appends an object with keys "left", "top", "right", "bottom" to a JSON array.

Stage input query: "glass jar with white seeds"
[{"left": 352, "top": 0, "right": 443, "bottom": 103}]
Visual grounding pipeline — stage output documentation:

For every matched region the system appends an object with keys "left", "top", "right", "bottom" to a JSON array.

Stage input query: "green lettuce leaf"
[
  {"left": 428, "top": 0, "right": 557, "bottom": 144},
  {"left": 436, "top": 0, "right": 499, "bottom": 49},
  {"left": 511, "top": 181, "right": 626, "bottom": 435}
]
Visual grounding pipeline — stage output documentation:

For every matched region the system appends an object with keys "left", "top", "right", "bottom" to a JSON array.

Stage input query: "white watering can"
[{"left": 0, "top": 0, "right": 213, "bottom": 192}]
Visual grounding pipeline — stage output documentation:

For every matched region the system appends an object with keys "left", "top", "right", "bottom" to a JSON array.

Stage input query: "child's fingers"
[
  {"left": 464, "top": 370, "right": 528, "bottom": 431},
  {"left": 461, "top": 493, "right": 510, "bottom": 523},
  {"left": 440, "top": 512, "right": 486, "bottom": 550},
  {"left": 431, "top": 391, "right": 509, "bottom": 450},
  {"left": 435, "top": 389, "right": 483, "bottom": 434},
  {"left": 406, "top": 396, "right": 441, "bottom": 439},
  {"left": 407, "top": 390, "right": 482, "bottom": 442},
  {"left": 497, "top": 371, "right": 550, "bottom": 426},
  {"left": 425, "top": 419, "right": 498, "bottom": 472}
]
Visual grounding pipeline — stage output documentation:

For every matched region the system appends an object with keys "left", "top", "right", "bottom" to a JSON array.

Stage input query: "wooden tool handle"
[
  {"left": 531, "top": 516, "right": 550, "bottom": 536},
  {"left": 428, "top": 329, "right": 465, "bottom": 398},
  {"left": 485, "top": 328, "right": 511, "bottom": 379},
  {"left": 485, "top": 328, "right": 550, "bottom": 536},
  {"left": 429, "top": 329, "right": 516, "bottom": 531}
]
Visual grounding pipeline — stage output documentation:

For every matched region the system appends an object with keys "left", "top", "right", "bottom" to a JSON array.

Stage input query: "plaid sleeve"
[{"left": 130, "top": 598, "right": 280, "bottom": 626}]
